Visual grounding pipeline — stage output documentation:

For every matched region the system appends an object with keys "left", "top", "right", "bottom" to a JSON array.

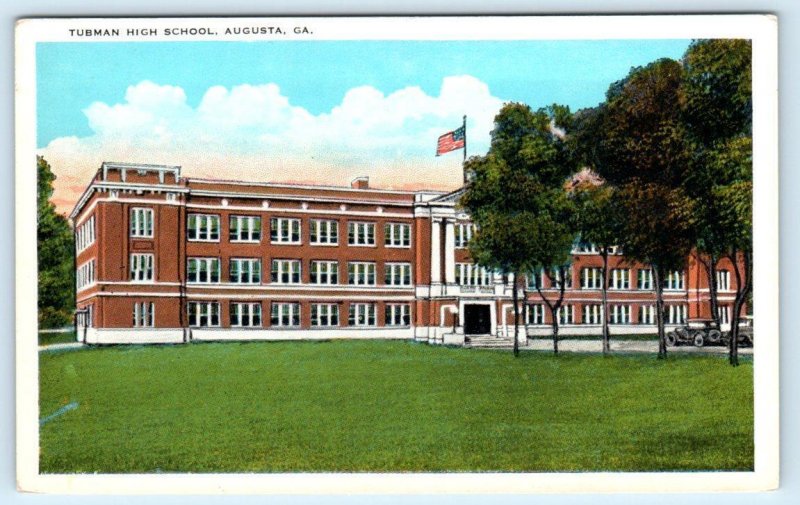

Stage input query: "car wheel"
[
  {"left": 693, "top": 333, "right": 705, "bottom": 347},
  {"left": 665, "top": 333, "right": 677, "bottom": 346},
  {"left": 708, "top": 330, "right": 721, "bottom": 343}
]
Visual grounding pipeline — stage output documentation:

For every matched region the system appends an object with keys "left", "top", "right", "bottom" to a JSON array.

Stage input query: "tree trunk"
[
  {"left": 704, "top": 254, "right": 721, "bottom": 330},
  {"left": 728, "top": 250, "right": 752, "bottom": 367},
  {"left": 653, "top": 266, "right": 667, "bottom": 359},
  {"left": 535, "top": 267, "right": 566, "bottom": 355},
  {"left": 512, "top": 272, "right": 520, "bottom": 357},
  {"left": 601, "top": 249, "right": 610, "bottom": 354}
]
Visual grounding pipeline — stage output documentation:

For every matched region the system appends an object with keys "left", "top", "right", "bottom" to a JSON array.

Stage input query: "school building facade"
[{"left": 70, "top": 162, "right": 744, "bottom": 345}]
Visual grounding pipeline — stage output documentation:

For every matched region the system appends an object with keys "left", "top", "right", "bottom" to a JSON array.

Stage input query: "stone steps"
[{"left": 465, "top": 336, "right": 517, "bottom": 349}]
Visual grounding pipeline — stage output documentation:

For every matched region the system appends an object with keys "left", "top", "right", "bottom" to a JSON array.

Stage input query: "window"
[
  {"left": 271, "top": 302, "right": 300, "bottom": 327},
  {"left": 229, "top": 215, "right": 261, "bottom": 242},
  {"left": 76, "top": 260, "right": 96, "bottom": 290},
  {"left": 187, "top": 301, "right": 220, "bottom": 327},
  {"left": 349, "top": 303, "right": 376, "bottom": 326},
  {"left": 385, "top": 304, "right": 411, "bottom": 326},
  {"left": 385, "top": 263, "right": 412, "bottom": 286},
  {"left": 546, "top": 268, "right": 573, "bottom": 289},
  {"left": 663, "top": 270, "right": 685, "bottom": 291},
  {"left": 557, "top": 305, "right": 575, "bottom": 325},
  {"left": 639, "top": 305, "right": 657, "bottom": 325},
  {"left": 310, "top": 261, "right": 339, "bottom": 285},
  {"left": 271, "top": 259, "right": 301, "bottom": 284},
  {"left": 609, "top": 305, "right": 631, "bottom": 324},
  {"left": 637, "top": 269, "right": 654, "bottom": 290},
  {"left": 187, "top": 258, "right": 220, "bottom": 283},
  {"left": 132, "top": 302, "right": 155, "bottom": 327},
  {"left": 229, "top": 258, "right": 261, "bottom": 284},
  {"left": 665, "top": 304, "right": 688, "bottom": 324},
  {"left": 717, "top": 270, "right": 731, "bottom": 291},
  {"left": 310, "top": 219, "right": 338, "bottom": 245},
  {"left": 526, "top": 304, "right": 545, "bottom": 325},
  {"left": 230, "top": 302, "right": 262, "bottom": 327},
  {"left": 610, "top": 269, "right": 630, "bottom": 290},
  {"left": 718, "top": 306, "right": 731, "bottom": 326},
  {"left": 77, "top": 304, "right": 94, "bottom": 328},
  {"left": 348, "top": 262, "right": 376, "bottom": 285},
  {"left": 130, "top": 208, "right": 154, "bottom": 238},
  {"left": 581, "top": 267, "right": 602, "bottom": 289},
  {"left": 456, "top": 263, "right": 493, "bottom": 286},
  {"left": 130, "top": 254, "right": 154, "bottom": 282},
  {"left": 455, "top": 223, "right": 475, "bottom": 248},
  {"left": 311, "top": 304, "right": 339, "bottom": 327},
  {"left": 187, "top": 214, "right": 220, "bottom": 241},
  {"left": 583, "top": 304, "right": 603, "bottom": 325},
  {"left": 573, "top": 241, "right": 598, "bottom": 254},
  {"left": 348, "top": 222, "right": 376, "bottom": 246},
  {"left": 385, "top": 223, "right": 411, "bottom": 247},
  {"left": 76, "top": 215, "right": 96, "bottom": 252},
  {"left": 270, "top": 217, "right": 301, "bottom": 244}
]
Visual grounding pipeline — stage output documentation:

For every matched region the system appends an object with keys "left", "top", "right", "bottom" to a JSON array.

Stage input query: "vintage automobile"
[
  {"left": 665, "top": 319, "right": 722, "bottom": 347},
  {"left": 720, "top": 316, "right": 754, "bottom": 348}
]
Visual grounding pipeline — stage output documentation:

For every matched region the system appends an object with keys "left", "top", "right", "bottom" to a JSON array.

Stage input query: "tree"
[
  {"left": 460, "top": 103, "right": 578, "bottom": 355},
  {"left": 38, "top": 156, "right": 75, "bottom": 328}
]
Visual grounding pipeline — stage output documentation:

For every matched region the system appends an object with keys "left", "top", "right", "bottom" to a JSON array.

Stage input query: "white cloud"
[{"left": 40, "top": 76, "right": 505, "bottom": 214}]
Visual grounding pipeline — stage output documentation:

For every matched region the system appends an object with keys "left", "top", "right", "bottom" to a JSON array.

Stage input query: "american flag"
[{"left": 436, "top": 125, "right": 466, "bottom": 156}]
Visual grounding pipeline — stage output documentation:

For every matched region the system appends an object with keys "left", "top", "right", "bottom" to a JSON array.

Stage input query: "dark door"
[{"left": 464, "top": 305, "right": 491, "bottom": 335}]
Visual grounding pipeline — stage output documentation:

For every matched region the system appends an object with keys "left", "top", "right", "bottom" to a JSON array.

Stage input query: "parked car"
[
  {"left": 720, "top": 317, "right": 754, "bottom": 348},
  {"left": 666, "top": 319, "right": 722, "bottom": 347}
]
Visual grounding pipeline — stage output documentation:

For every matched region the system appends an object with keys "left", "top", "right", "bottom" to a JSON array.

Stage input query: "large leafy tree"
[
  {"left": 38, "top": 156, "right": 75, "bottom": 328},
  {"left": 461, "top": 102, "right": 578, "bottom": 355}
]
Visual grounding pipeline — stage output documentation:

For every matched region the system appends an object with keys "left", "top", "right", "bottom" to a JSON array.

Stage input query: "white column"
[
  {"left": 444, "top": 219, "right": 456, "bottom": 284},
  {"left": 430, "top": 219, "right": 441, "bottom": 284}
]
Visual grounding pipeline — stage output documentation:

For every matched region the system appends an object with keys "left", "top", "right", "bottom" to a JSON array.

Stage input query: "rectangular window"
[
  {"left": 582, "top": 304, "right": 603, "bottom": 325},
  {"left": 385, "top": 223, "right": 411, "bottom": 247},
  {"left": 187, "top": 301, "right": 220, "bottom": 327},
  {"left": 385, "top": 262, "right": 412, "bottom": 286},
  {"left": 187, "top": 213, "right": 220, "bottom": 241},
  {"left": 663, "top": 270, "right": 686, "bottom": 291},
  {"left": 229, "top": 215, "right": 261, "bottom": 242},
  {"left": 557, "top": 305, "right": 575, "bottom": 325},
  {"left": 187, "top": 258, "right": 220, "bottom": 284},
  {"left": 455, "top": 223, "right": 475, "bottom": 248},
  {"left": 270, "top": 217, "right": 301, "bottom": 244},
  {"left": 718, "top": 306, "right": 731, "bottom": 325},
  {"left": 546, "top": 268, "right": 573, "bottom": 289},
  {"left": 385, "top": 304, "right": 411, "bottom": 326},
  {"left": 271, "top": 302, "right": 301, "bottom": 327},
  {"left": 310, "top": 219, "right": 339, "bottom": 245},
  {"left": 348, "top": 222, "right": 376, "bottom": 246},
  {"left": 132, "top": 302, "right": 155, "bottom": 327},
  {"left": 665, "top": 304, "right": 688, "bottom": 324},
  {"left": 76, "top": 215, "right": 96, "bottom": 252},
  {"left": 717, "top": 270, "right": 731, "bottom": 291},
  {"left": 76, "top": 260, "right": 96, "bottom": 290},
  {"left": 310, "top": 261, "right": 339, "bottom": 285},
  {"left": 311, "top": 303, "right": 339, "bottom": 327},
  {"left": 229, "top": 258, "right": 261, "bottom": 284},
  {"left": 581, "top": 267, "right": 602, "bottom": 289},
  {"left": 639, "top": 305, "right": 657, "bottom": 325},
  {"left": 230, "top": 302, "right": 262, "bottom": 327},
  {"left": 610, "top": 269, "right": 630, "bottom": 290},
  {"left": 455, "top": 263, "right": 493, "bottom": 286},
  {"left": 349, "top": 303, "right": 377, "bottom": 326},
  {"left": 526, "top": 304, "right": 546, "bottom": 325},
  {"left": 271, "top": 259, "right": 302, "bottom": 284},
  {"left": 130, "top": 208, "right": 154, "bottom": 238},
  {"left": 609, "top": 305, "right": 631, "bottom": 324},
  {"left": 637, "top": 269, "right": 654, "bottom": 290},
  {"left": 130, "top": 253, "right": 154, "bottom": 282},
  {"left": 348, "top": 262, "right": 376, "bottom": 285}
]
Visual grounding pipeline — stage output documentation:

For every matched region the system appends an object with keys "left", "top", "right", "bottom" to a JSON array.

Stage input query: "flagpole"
[{"left": 462, "top": 115, "right": 467, "bottom": 184}]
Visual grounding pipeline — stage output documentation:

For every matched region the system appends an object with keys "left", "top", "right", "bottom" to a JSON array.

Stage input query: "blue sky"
[{"left": 36, "top": 39, "right": 691, "bottom": 212}]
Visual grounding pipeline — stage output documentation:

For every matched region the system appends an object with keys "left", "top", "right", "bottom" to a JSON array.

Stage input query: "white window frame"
[
  {"left": 582, "top": 304, "right": 603, "bottom": 325},
  {"left": 187, "top": 301, "right": 220, "bottom": 327},
  {"left": 717, "top": 270, "right": 731, "bottom": 291},
  {"left": 270, "top": 217, "right": 302, "bottom": 244},
  {"left": 456, "top": 263, "right": 492, "bottom": 286},
  {"left": 310, "top": 261, "right": 339, "bottom": 285},
  {"left": 348, "top": 262, "right": 376, "bottom": 286},
  {"left": 130, "top": 253, "right": 154, "bottom": 282},
  {"left": 455, "top": 223, "right": 474, "bottom": 249},
  {"left": 310, "top": 219, "right": 339, "bottom": 245},
  {"left": 229, "top": 258, "right": 261, "bottom": 284},
  {"left": 229, "top": 215, "right": 262, "bottom": 243},
  {"left": 526, "top": 304, "right": 546, "bottom": 325},
  {"left": 639, "top": 305, "right": 657, "bottom": 325},
  {"left": 187, "top": 257, "right": 220, "bottom": 284},
  {"left": 76, "top": 260, "right": 96, "bottom": 290},
  {"left": 610, "top": 269, "right": 630, "bottom": 290},
  {"left": 132, "top": 302, "right": 155, "bottom": 327},
  {"left": 130, "top": 208, "right": 154, "bottom": 238},
  {"left": 187, "top": 213, "right": 220, "bottom": 242},
  {"left": 385, "top": 262, "right": 412, "bottom": 286},
  {"left": 348, "top": 221, "right": 376, "bottom": 246},
  {"left": 572, "top": 241, "right": 598, "bottom": 254},
  {"left": 76, "top": 215, "right": 96, "bottom": 252},
  {"left": 609, "top": 305, "right": 632, "bottom": 324},
  {"left": 311, "top": 303, "right": 339, "bottom": 327},
  {"left": 385, "top": 303, "right": 411, "bottom": 326},
  {"left": 271, "top": 259, "right": 302, "bottom": 284},
  {"left": 271, "top": 302, "right": 301, "bottom": 327},
  {"left": 557, "top": 305, "right": 575, "bottom": 325},
  {"left": 581, "top": 267, "right": 602, "bottom": 289},
  {"left": 718, "top": 305, "right": 731, "bottom": 325},
  {"left": 385, "top": 223, "right": 411, "bottom": 248},
  {"left": 663, "top": 270, "right": 686, "bottom": 291},
  {"left": 349, "top": 303, "right": 377, "bottom": 326},
  {"left": 230, "top": 302, "right": 262, "bottom": 327},
  {"left": 666, "top": 304, "right": 688, "bottom": 324},
  {"left": 637, "top": 269, "right": 654, "bottom": 290}
]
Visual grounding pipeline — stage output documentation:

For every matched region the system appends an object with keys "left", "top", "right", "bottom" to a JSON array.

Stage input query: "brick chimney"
[{"left": 351, "top": 176, "right": 369, "bottom": 190}]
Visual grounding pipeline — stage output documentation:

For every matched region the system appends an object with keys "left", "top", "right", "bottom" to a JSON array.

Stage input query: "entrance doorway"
[{"left": 463, "top": 304, "right": 491, "bottom": 335}]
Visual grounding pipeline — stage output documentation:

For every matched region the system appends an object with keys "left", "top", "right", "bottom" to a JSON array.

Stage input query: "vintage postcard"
[{"left": 15, "top": 15, "right": 778, "bottom": 494}]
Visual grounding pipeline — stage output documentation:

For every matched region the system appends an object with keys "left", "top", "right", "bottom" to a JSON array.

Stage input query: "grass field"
[
  {"left": 39, "top": 340, "right": 753, "bottom": 473},
  {"left": 38, "top": 329, "right": 77, "bottom": 346}
]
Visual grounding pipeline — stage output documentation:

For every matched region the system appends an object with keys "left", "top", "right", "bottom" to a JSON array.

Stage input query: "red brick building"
[{"left": 70, "top": 162, "right": 744, "bottom": 345}]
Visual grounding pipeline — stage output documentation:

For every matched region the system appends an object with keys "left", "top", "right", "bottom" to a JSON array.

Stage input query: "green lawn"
[
  {"left": 38, "top": 329, "right": 77, "bottom": 346},
  {"left": 39, "top": 340, "right": 753, "bottom": 473}
]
